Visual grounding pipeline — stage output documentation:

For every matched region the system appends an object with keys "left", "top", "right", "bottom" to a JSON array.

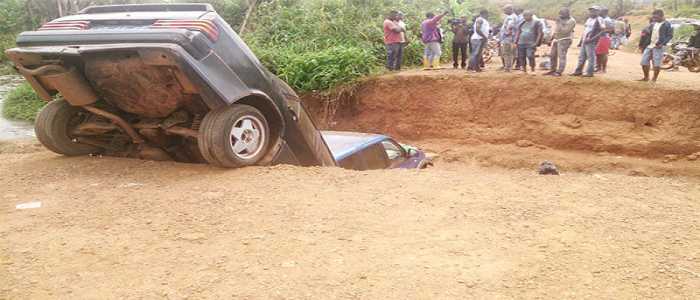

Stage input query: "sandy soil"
[{"left": 1, "top": 144, "right": 699, "bottom": 299}]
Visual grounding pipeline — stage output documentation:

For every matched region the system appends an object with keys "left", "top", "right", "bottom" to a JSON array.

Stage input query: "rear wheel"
[
  {"left": 198, "top": 104, "right": 271, "bottom": 168},
  {"left": 35, "top": 99, "right": 100, "bottom": 156}
]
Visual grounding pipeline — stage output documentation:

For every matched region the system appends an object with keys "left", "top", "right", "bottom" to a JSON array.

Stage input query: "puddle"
[{"left": 0, "top": 75, "right": 35, "bottom": 141}]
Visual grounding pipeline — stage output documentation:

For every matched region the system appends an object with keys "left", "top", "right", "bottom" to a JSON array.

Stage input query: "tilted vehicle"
[
  {"left": 322, "top": 131, "right": 432, "bottom": 170},
  {"left": 6, "top": 3, "right": 336, "bottom": 168}
]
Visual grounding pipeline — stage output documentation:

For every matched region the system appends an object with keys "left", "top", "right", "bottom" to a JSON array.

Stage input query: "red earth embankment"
[{"left": 324, "top": 73, "right": 700, "bottom": 159}]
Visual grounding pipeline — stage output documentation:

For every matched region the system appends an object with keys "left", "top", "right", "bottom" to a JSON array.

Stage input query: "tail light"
[
  {"left": 150, "top": 20, "right": 219, "bottom": 42},
  {"left": 38, "top": 20, "right": 91, "bottom": 31}
]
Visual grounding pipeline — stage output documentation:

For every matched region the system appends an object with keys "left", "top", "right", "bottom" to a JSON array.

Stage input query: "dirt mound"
[{"left": 327, "top": 73, "right": 700, "bottom": 158}]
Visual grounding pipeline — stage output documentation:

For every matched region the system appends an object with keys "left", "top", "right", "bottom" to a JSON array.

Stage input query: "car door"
[{"left": 380, "top": 139, "right": 408, "bottom": 168}]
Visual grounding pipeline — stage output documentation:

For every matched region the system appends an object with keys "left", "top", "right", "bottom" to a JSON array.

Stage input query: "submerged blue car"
[{"left": 322, "top": 131, "right": 432, "bottom": 170}]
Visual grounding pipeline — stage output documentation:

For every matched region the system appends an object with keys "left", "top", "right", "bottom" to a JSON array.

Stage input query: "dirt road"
[
  {"left": 2, "top": 26, "right": 700, "bottom": 298},
  {"left": 1, "top": 142, "right": 699, "bottom": 299}
]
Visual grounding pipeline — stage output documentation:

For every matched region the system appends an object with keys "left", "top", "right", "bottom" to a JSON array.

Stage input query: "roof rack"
[{"left": 79, "top": 3, "right": 214, "bottom": 14}]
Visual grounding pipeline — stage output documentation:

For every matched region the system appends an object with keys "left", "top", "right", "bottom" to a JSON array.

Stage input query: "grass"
[{"left": 2, "top": 82, "right": 45, "bottom": 122}]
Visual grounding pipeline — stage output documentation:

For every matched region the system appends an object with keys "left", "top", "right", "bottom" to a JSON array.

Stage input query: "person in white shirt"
[
  {"left": 500, "top": 5, "right": 516, "bottom": 72},
  {"left": 396, "top": 12, "right": 407, "bottom": 70},
  {"left": 469, "top": 9, "right": 490, "bottom": 72},
  {"left": 572, "top": 6, "right": 604, "bottom": 77}
]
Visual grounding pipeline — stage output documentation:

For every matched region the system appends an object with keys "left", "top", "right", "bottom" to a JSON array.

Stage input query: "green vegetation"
[
  {"left": 243, "top": 0, "right": 492, "bottom": 91},
  {"left": 2, "top": 83, "right": 45, "bottom": 122}
]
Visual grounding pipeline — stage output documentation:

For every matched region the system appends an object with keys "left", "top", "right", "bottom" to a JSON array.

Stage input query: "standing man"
[
  {"left": 545, "top": 8, "right": 576, "bottom": 76},
  {"left": 469, "top": 9, "right": 490, "bottom": 72},
  {"left": 625, "top": 19, "right": 632, "bottom": 44},
  {"left": 396, "top": 12, "right": 408, "bottom": 70},
  {"left": 451, "top": 17, "right": 469, "bottom": 69},
  {"left": 513, "top": 7, "right": 525, "bottom": 70},
  {"left": 612, "top": 17, "right": 626, "bottom": 49},
  {"left": 639, "top": 9, "right": 673, "bottom": 82},
  {"left": 595, "top": 7, "right": 614, "bottom": 73},
  {"left": 421, "top": 11, "right": 448, "bottom": 69},
  {"left": 571, "top": 6, "right": 603, "bottom": 77},
  {"left": 515, "top": 11, "right": 542, "bottom": 74},
  {"left": 383, "top": 10, "right": 405, "bottom": 71},
  {"left": 500, "top": 5, "right": 517, "bottom": 72}
]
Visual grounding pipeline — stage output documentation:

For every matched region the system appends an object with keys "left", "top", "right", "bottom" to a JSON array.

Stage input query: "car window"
[
  {"left": 381, "top": 140, "right": 405, "bottom": 163},
  {"left": 362, "top": 143, "right": 389, "bottom": 170},
  {"left": 337, "top": 142, "right": 391, "bottom": 171}
]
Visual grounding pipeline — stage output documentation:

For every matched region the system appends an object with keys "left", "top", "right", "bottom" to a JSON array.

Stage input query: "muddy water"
[{"left": 0, "top": 75, "right": 35, "bottom": 140}]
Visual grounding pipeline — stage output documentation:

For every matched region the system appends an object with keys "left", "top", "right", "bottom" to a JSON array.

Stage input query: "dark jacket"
[
  {"left": 643, "top": 21, "right": 673, "bottom": 48},
  {"left": 639, "top": 25, "right": 652, "bottom": 49},
  {"left": 582, "top": 18, "right": 602, "bottom": 45}
]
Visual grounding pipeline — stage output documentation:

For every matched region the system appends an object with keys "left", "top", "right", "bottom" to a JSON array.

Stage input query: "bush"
[
  {"left": 673, "top": 24, "right": 697, "bottom": 43},
  {"left": 1, "top": 33, "right": 17, "bottom": 65},
  {"left": 276, "top": 46, "right": 377, "bottom": 91},
  {"left": 671, "top": 5, "right": 700, "bottom": 18},
  {"left": 2, "top": 82, "right": 45, "bottom": 122}
]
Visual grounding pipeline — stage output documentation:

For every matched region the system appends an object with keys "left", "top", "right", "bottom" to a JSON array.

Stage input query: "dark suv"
[{"left": 6, "top": 3, "right": 335, "bottom": 168}]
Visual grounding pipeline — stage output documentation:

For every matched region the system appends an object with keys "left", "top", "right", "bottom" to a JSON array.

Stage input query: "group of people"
[{"left": 383, "top": 6, "right": 676, "bottom": 82}]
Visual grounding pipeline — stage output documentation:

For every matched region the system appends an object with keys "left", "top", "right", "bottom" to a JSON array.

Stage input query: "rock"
[
  {"left": 628, "top": 169, "right": 648, "bottom": 177},
  {"left": 281, "top": 261, "right": 296, "bottom": 268},
  {"left": 663, "top": 155, "right": 679, "bottom": 163},
  {"left": 561, "top": 117, "right": 583, "bottom": 129},
  {"left": 538, "top": 161, "right": 559, "bottom": 175},
  {"left": 178, "top": 233, "right": 206, "bottom": 241},
  {"left": 515, "top": 140, "right": 534, "bottom": 148}
]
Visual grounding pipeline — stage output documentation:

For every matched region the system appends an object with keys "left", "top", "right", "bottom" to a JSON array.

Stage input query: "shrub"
[
  {"left": 1, "top": 33, "right": 17, "bottom": 63},
  {"left": 673, "top": 25, "right": 696, "bottom": 43},
  {"left": 276, "top": 46, "right": 378, "bottom": 91},
  {"left": 2, "top": 82, "right": 45, "bottom": 122}
]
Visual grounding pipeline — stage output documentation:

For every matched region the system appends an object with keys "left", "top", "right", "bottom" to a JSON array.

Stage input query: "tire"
[
  {"left": 198, "top": 104, "right": 271, "bottom": 168},
  {"left": 482, "top": 47, "right": 493, "bottom": 64},
  {"left": 35, "top": 99, "right": 100, "bottom": 156},
  {"left": 660, "top": 54, "right": 675, "bottom": 70}
]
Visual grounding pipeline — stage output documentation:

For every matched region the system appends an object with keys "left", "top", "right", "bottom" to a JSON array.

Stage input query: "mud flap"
[{"left": 270, "top": 140, "right": 300, "bottom": 166}]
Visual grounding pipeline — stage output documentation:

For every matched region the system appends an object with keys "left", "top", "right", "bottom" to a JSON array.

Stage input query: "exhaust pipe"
[{"left": 82, "top": 106, "right": 145, "bottom": 144}]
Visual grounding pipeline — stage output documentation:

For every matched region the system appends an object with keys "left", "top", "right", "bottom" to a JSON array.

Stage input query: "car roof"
[{"left": 321, "top": 131, "right": 389, "bottom": 161}]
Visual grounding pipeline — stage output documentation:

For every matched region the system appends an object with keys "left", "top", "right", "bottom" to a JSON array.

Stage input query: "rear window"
[{"left": 338, "top": 143, "right": 389, "bottom": 170}]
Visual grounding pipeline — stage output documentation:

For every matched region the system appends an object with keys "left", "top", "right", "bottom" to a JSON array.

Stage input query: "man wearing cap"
[{"left": 571, "top": 6, "right": 604, "bottom": 77}]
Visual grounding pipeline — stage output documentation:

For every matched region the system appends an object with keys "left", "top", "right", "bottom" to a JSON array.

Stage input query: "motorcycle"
[{"left": 661, "top": 42, "right": 700, "bottom": 72}]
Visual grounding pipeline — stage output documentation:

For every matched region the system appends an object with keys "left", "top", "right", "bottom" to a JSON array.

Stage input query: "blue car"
[{"left": 322, "top": 131, "right": 432, "bottom": 170}]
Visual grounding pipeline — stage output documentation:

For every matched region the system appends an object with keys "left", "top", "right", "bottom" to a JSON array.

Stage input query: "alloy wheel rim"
[{"left": 229, "top": 115, "right": 265, "bottom": 159}]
